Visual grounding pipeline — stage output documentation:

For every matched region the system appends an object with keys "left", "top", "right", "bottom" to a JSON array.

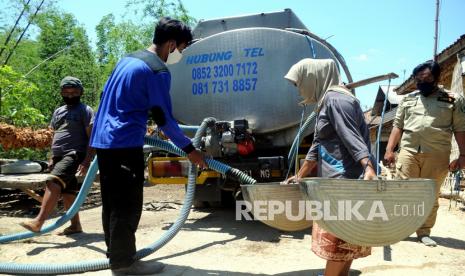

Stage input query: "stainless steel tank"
[{"left": 168, "top": 10, "right": 347, "bottom": 145}]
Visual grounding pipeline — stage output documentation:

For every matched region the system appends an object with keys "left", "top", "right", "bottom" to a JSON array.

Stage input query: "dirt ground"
[{"left": 1, "top": 184, "right": 465, "bottom": 276}]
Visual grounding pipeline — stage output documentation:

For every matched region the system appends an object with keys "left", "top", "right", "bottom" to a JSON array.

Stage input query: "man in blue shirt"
[{"left": 90, "top": 17, "right": 207, "bottom": 275}]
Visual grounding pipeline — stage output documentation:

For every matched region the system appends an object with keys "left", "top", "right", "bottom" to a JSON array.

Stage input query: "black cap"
[{"left": 60, "top": 76, "right": 83, "bottom": 91}]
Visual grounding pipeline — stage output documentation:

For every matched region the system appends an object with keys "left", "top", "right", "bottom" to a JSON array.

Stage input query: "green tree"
[
  {"left": 0, "top": 0, "right": 54, "bottom": 65},
  {"left": 95, "top": 0, "right": 196, "bottom": 91},
  {"left": 26, "top": 9, "right": 100, "bottom": 121},
  {"left": 3, "top": 38, "right": 41, "bottom": 75},
  {"left": 125, "top": 0, "right": 197, "bottom": 27},
  {"left": 0, "top": 65, "right": 45, "bottom": 127},
  {"left": 96, "top": 14, "right": 151, "bottom": 80}
]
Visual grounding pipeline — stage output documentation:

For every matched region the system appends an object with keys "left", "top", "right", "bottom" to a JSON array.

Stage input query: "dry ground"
[{"left": 1, "top": 184, "right": 465, "bottom": 276}]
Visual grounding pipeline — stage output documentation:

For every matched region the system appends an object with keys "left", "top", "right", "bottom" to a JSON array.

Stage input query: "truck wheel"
[
  {"left": 219, "top": 190, "right": 235, "bottom": 207},
  {"left": 193, "top": 200, "right": 208, "bottom": 208}
]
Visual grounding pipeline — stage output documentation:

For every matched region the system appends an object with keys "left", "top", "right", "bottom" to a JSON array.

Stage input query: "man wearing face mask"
[
  {"left": 384, "top": 60, "right": 465, "bottom": 246},
  {"left": 90, "top": 17, "right": 207, "bottom": 275},
  {"left": 19, "top": 76, "right": 94, "bottom": 235}
]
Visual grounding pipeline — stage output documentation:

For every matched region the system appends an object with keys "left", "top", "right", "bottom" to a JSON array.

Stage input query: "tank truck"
[{"left": 147, "top": 9, "right": 353, "bottom": 206}]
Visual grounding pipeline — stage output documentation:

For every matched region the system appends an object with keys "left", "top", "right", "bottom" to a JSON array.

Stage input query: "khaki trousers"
[{"left": 395, "top": 149, "right": 449, "bottom": 237}]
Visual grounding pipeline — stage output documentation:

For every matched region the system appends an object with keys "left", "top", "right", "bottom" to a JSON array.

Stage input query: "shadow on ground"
[
  {"left": 26, "top": 232, "right": 105, "bottom": 256},
  {"left": 403, "top": 236, "right": 465, "bottom": 250},
  {"left": 141, "top": 261, "right": 362, "bottom": 276},
  {"left": 162, "top": 208, "right": 310, "bottom": 242}
]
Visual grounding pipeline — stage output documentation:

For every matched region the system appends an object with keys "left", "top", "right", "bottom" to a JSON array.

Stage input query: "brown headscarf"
[{"left": 284, "top": 58, "right": 341, "bottom": 105}]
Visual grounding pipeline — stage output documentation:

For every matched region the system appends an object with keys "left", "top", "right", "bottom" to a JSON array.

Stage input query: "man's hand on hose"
[{"left": 187, "top": 150, "right": 208, "bottom": 169}]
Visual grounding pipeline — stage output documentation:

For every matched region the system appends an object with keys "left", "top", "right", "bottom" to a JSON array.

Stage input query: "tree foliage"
[
  {"left": 96, "top": 14, "right": 152, "bottom": 80},
  {"left": 0, "top": 0, "right": 55, "bottom": 65},
  {"left": 0, "top": 0, "right": 197, "bottom": 159},
  {"left": 26, "top": 9, "right": 100, "bottom": 120},
  {"left": 0, "top": 65, "right": 45, "bottom": 127},
  {"left": 1, "top": 37, "right": 41, "bottom": 75},
  {"left": 95, "top": 0, "right": 195, "bottom": 89},
  {"left": 125, "top": 0, "right": 197, "bottom": 27}
]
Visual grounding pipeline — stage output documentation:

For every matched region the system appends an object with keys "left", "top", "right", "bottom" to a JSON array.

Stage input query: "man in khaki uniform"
[{"left": 385, "top": 60, "right": 465, "bottom": 246}]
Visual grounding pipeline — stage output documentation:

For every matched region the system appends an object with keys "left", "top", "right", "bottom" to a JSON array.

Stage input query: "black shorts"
[{"left": 47, "top": 151, "right": 85, "bottom": 195}]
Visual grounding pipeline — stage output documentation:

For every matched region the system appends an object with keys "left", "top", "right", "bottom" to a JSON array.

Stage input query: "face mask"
[
  {"left": 166, "top": 48, "right": 182, "bottom": 64},
  {"left": 63, "top": 96, "right": 80, "bottom": 106},
  {"left": 416, "top": 82, "right": 436, "bottom": 97}
]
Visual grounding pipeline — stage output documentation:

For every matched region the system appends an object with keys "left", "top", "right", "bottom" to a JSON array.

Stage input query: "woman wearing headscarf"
[{"left": 284, "top": 59, "right": 376, "bottom": 276}]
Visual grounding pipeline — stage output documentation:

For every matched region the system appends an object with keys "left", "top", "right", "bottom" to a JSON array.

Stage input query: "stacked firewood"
[{"left": 0, "top": 123, "right": 53, "bottom": 150}]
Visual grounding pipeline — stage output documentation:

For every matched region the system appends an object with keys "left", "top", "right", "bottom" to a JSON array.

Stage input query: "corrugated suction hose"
[{"left": 0, "top": 118, "right": 256, "bottom": 274}]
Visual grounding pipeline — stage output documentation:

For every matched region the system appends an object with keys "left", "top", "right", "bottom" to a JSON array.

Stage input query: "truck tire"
[{"left": 193, "top": 199, "right": 208, "bottom": 208}]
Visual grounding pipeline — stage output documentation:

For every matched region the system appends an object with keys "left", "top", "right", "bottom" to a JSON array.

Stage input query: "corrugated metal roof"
[
  {"left": 371, "top": 85, "right": 402, "bottom": 116},
  {"left": 380, "top": 85, "right": 404, "bottom": 104},
  {"left": 368, "top": 107, "right": 397, "bottom": 126},
  {"left": 364, "top": 108, "right": 373, "bottom": 122}
]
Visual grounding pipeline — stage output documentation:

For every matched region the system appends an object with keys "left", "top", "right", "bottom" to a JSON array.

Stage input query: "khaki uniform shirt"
[{"left": 393, "top": 88, "right": 465, "bottom": 153}]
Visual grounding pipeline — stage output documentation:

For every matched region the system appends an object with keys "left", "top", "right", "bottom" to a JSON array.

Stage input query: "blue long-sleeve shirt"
[{"left": 90, "top": 50, "right": 193, "bottom": 152}]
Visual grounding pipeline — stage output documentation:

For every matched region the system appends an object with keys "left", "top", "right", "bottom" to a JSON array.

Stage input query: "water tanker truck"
[{"left": 147, "top": 9, "right": 353, "bottom": 206}]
